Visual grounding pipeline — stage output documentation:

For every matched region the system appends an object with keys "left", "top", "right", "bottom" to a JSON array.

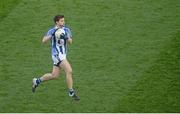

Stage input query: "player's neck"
[{"left": 56, "top": 25, "right": 64, "bottom": 28}]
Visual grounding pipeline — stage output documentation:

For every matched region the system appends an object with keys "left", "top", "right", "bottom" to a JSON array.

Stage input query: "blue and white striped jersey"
[{"left": 46, "top": 26, "right": 72, "bottom": 56}]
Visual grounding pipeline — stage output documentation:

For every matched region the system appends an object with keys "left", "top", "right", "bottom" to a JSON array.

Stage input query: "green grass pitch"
[{"left": 0, "top": 0, "right": 179, "bottom": 112}]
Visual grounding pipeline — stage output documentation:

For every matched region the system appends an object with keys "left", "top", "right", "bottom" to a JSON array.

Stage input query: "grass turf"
[{"left": 0, "top": 0, "right": 179, "bottom": 112}]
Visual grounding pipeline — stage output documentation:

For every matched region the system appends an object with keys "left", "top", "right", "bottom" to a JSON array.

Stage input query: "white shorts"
[{"left": 52, "top": 54, "right": 66, "bottom": 66}]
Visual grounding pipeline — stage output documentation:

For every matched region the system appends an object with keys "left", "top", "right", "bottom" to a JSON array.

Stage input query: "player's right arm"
[
  {"left": 42, "top": 28, "right": 54, "bottom": 43},
  {"left": 42, "top": 35, "right": 51, "bottom": 43}
]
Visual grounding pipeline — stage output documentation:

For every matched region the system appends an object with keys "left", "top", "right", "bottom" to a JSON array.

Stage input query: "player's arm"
[
  {"left": 42, "top": 35, "right": 51, "bottom": 43},
  {"left": 68, "top": 38, "right": 72, "bottom": 45},
  {"left": 66, "top": 28, "right": 73, "bottom": 45}
]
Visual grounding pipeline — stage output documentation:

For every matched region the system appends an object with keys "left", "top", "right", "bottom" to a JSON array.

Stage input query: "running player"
[{"left": 32, "top": 15, "right": 80, "bottom": 101}]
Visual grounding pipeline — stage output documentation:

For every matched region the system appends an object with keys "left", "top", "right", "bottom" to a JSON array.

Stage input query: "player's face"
[{"left": 56, "top": 18, "right": 65, "bottom": 27}]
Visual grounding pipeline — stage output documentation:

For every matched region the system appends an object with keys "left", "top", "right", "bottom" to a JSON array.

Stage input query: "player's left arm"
[
  {"left": 68, "top": 38, "right": 72, "bottom": 44},
  {"left": 66, "top": 28, "right": 73, "bottom": 45}
]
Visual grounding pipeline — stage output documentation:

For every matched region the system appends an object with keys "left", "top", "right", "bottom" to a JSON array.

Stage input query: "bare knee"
[
  {"left": 51, "top": 73, "right": 59, "bottom": 79},
  {"left": 51, "top": 66, "right": 60, "bottom": 79},
  {"left": 69, "top": 69, "right": 73, "bottom": 75},
  {"left": 51, "top": 71, "right": 60, "bottom": 79},
  {"left": 66, "top": 69, "right": 73, "bottom": 77}
]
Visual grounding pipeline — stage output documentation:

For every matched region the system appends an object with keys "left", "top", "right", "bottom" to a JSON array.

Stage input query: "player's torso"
[{"left": 51, "top": 27, "right": 68, "bottom": 55}]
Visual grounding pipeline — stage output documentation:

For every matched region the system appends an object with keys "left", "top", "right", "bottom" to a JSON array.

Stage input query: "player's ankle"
[
  {"left": 69, "top": 89, "right": 75, "bottom": 96},
  {"left": 36, "top": 78, "right": 42, "bottom": 84}
]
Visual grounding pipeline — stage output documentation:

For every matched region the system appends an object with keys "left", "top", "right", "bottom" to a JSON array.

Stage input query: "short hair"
[{"left": 53, "top": 15, "right": 64, "bottom": 23}]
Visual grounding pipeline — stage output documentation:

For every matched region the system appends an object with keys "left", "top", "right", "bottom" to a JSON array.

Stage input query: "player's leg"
[
  {"left": 60, "top": 59, "right": 73, "bottom": 89},
  {"left": 32, "top": 54, "right": 62, "bottom": 92},
  {"left": 60, "top": 59, "right": 80, "bottom": 100},
  {"left": 32, "top": 66, "right": 60, "bottom": 92},
  {"left": 39, "top": 66, "right": 60, "bottom": 81}
]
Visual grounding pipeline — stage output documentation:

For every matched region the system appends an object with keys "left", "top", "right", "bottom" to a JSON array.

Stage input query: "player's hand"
[{"left": 60, "top": 33, "right": 68, "bottom": 40}]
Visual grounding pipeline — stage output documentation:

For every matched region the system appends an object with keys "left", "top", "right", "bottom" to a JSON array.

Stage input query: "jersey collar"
[{"left": 55, "top": 25, "right": 65, "bottom": 29}]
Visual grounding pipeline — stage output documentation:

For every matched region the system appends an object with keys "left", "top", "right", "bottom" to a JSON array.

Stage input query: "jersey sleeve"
[
  {"left": 65, "top": 28, "right": 72, "bottom": 39},
  {"left": 46, "top": 28, "right": 55, "bottom": 38}
]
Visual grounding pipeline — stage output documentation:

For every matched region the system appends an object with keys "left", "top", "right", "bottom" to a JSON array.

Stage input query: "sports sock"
[
  {"left": 36, "top": 78, "right": 41, "bottom": 85},
  {"left": 69, "top": 89, "right": 75, "bottom": 96}
]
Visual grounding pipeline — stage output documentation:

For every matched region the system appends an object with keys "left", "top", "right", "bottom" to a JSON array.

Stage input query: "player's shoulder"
[
  {"left": 64, "top": 26, "right": 71, "bottom": 32},
  {"left": 47, "top": 26, "right": 57, "bottom": 35},
  {"left": 48, "top": 26, "right": 57, "bottom": 32}
]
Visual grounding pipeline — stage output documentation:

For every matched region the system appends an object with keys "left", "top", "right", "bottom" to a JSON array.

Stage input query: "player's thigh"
[
  {"left": 60, "top": 59, "right": 72, "bottom": 74},
  {"left": 52, "top": 66, "right": 61, "bottom": 77}
]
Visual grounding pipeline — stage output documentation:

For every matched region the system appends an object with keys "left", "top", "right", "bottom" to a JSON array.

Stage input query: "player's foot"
[
  {"left": 69, "top": 90, "right": 80, "bottom": 101},
  {"left": 32, "top": 78, "right": 39, "bottom": 93},
  {"left": 72, "top": 93, "right": 80, "bottom": 101}
]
